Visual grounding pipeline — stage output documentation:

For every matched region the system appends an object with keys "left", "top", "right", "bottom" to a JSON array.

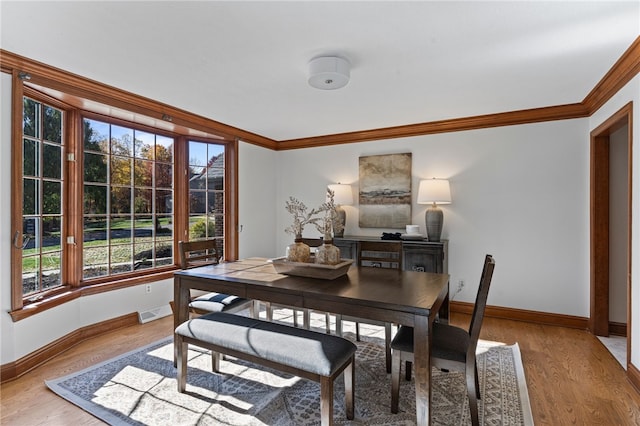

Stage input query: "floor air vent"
[{"left": 138, "top": 305, "right": 172, "bottom": 324}]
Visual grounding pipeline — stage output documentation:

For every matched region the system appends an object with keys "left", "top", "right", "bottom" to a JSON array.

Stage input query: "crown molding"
[
  {"left": 0, "top": 50, "right": 278, "bottom": 149},
  {"left": 3, "top": 36, "right": 639, "bottom": 152},
  {"left": 277, "top": 35, "right": 640, "bottom": 150},
  {"left": 276, "top": 103, "right": 590, "bottom": 150},
  {"left": 584, "top": 36, "right": 640, "bottom": 115}
]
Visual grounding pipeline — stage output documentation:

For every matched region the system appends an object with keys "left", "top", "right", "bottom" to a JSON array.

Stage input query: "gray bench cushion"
[
  {"left": 189, "top": 293, "right": 249, "bottom": 312},
  {"left": 175, "top": 312, "right": 357, "bottom": 377}
]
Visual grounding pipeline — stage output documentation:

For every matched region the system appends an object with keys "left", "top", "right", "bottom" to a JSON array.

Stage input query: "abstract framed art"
[{"left": 358, "top": 153, "right": 412, "bottom": 228}]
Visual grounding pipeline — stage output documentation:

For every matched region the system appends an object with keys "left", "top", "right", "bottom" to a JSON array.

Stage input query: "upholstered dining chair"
[
  {"left": 390, "top": 254, "right": 495, "bottom": 426},
  {"left": 335, "top": 240, "right": 402, "bottom": 373},
  {"left": 176, "top": 239, "right": 256, "bottom": 317},
  {"left": 266, "top": 237, "right": 332, "bottom": 332}
]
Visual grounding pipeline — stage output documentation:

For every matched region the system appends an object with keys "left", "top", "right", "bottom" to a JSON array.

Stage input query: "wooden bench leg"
[
  {"left": 176, "top": 335, "right": 188, "bottom": 393},
  {"left": 345, "top": 356, "right": 355, "bottom": 420},
  {"left": 320, "top": 376, "right": 333, "bottom": 426}
]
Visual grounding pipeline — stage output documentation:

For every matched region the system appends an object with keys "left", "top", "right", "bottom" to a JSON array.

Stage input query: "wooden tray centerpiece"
[{"left": 270, "top": 257, "right": 353, "bottom": 280}]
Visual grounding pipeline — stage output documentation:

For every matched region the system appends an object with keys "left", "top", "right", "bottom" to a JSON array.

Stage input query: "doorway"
[{"left": 590, "top": 102, "right": 632, "bottom": 369}]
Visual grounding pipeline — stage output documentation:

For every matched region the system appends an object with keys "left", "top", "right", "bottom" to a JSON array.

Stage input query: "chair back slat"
[
  {"left": 467, "top": 254, "right": 495, "bottom": 357},
  {"left": 179, "top": 239, "right": 220, "bottom": 269}
]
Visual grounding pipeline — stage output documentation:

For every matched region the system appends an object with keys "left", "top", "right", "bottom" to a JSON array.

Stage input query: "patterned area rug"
[{"left": 46, "top": 311, "right": 533, "bottom": 425}]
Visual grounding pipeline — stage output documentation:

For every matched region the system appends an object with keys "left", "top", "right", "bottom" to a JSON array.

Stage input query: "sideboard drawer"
[{"left": 402, "top": 243, "right": 446, "bottom": 273}]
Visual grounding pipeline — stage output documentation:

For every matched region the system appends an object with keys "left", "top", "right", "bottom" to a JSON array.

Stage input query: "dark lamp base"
[{"left": 425, "top": 206, "right": 444, "bottom": 242}]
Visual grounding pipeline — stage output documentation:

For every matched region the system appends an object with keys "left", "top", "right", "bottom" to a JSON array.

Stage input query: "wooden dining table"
[{"left": 173, "top": 257, "right": 450, "bottom": 425}]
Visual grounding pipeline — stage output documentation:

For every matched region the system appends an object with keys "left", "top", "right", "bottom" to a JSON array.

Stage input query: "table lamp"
[
  {"left": 328, "top": 183, "right": 353, "bottom": 238},
  {"left": 417, "top": 178, "right": 451, "bottom": 242}
]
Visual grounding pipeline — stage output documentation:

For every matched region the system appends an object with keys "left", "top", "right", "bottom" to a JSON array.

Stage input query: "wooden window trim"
[
  {"left": 11, "top": 70, "right": 25, "bottom": 311},
  {"left": 9, "top": 270, "right": 175, "bottom": 322},
  {"left": 181, "top": 137, "right": 238, "bottom": 260}
]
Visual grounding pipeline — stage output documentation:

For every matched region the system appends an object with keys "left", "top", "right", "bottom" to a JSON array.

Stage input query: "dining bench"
[{"left": 175, "top": 312, "right": 357, "bottom": 425}]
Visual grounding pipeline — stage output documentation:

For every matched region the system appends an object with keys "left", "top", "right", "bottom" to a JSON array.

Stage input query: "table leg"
[
  {"left": 174, "top": 276, "right": 190, "bottom": 366},
  {"left": 438, "top": 288, "right": 450, "bottom": 325},
  {"left": 413, "top": 314, "right": 432, "bottom": 425},
  {"left": 303, "top": 309, "right": 311, "bottom": 329}
]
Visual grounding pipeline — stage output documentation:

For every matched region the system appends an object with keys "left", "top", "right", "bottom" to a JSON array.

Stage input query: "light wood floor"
[{"left": 2, "top": 312, "right": 640, "bottom": 425}]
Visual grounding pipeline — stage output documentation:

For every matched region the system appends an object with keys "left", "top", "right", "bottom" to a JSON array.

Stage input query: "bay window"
[{"left": 10, "top": 79, "right": 237, "bottom": 320}]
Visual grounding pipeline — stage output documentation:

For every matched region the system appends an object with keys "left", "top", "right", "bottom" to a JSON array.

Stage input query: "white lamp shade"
[
  {"left": 328, "top": 184, "right": 353, "bottom": 205},
  {"left": 417, "top": 179, "right": 451, "bottom": 205},
  {"left": 308, "top": 56, "right": 350, "bottom": 90}
]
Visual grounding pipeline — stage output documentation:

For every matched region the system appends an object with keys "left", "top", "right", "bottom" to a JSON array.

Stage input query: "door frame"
[{"left": 590, "top": 102, "right": 633, "bottom": 364}]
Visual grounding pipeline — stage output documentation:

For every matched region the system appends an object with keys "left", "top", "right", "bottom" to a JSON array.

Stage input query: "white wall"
[
  {"left": 274, "top": 120, "right": 591, "bottom": 316},
  {"left": 238, "top": 142, "right": 278, "bottom": 259},
  {"left": 7, "top": 279, "right": 173, "bottom": 361},
  {"left": 590, "top": 74, "right": 640, "bottom": 371},
  {"left": 1, "top": 73, "right": 14, "bottom": 364}
]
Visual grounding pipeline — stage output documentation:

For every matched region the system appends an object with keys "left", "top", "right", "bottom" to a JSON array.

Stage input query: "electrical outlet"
[
  {"left": 457, "top": 279, "right": 465, "bottom": 293},
  {"left": 145, "top": 284, "right": 152, "bottom": 294}
]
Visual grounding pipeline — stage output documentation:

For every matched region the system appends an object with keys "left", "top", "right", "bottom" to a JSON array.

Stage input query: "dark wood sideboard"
[{"left": 333, "top": 236, "right": 448, "bottom": 274}]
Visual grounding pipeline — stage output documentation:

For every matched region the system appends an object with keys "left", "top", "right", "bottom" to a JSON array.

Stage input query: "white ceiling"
[{"left": 1, "top": 1, "right": 639, "bottom": 142}]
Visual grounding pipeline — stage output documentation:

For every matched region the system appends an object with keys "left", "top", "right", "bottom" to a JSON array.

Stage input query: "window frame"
[
  {"left": 13, "top": 88, "right": 74, "bottom": 305},
  {"left": 78, "top": 112, "right": 178, "bottom": 284},
  {"left": 8, "top": 67, "right": 240, "bottom": 321},
  {"left": 186, "top": 140, "right": 228, "bottom": 252}
]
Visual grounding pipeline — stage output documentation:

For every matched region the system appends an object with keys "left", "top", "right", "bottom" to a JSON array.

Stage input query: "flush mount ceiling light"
[{"left": 308, "top": 56, "right": 350, "bottom": 90}]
